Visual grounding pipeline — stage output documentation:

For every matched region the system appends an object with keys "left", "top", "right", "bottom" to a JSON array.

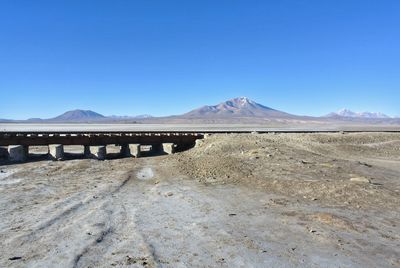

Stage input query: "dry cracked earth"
[{"left": 0, "top": 133, "right": 399, "bottom": 267}]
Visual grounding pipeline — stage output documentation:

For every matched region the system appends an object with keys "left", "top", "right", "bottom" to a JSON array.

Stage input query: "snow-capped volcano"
[
  {"left": 327, "top": 109, "right": 390, "bottom": 119},
  {"left": 182, "top": 97, "right": 295, "bottom": 118}
]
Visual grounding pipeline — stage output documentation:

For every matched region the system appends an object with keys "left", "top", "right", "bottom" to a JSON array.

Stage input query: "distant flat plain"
[{"left": 1, "top": 123, "right": 400, "bottom": 133}]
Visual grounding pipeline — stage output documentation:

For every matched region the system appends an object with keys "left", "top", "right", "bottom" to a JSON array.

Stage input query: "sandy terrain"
[{"left": 0, "top": 133, "right": 399, "bottom": 267}]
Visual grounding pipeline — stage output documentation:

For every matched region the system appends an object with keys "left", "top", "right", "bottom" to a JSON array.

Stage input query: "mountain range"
[
  {"left": 0, "top": 97, "right": 397, "bottom": 123},
  {"left": 3, "top": 110, "right": 154, "bottom": 123},
  {"left": 326, "top": 109, "right": 390, "bottom": 119}
]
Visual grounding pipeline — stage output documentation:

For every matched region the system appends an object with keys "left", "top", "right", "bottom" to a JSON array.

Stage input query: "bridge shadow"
[{"left": 0, "top": 142, "right": 196, "bottom": 165}]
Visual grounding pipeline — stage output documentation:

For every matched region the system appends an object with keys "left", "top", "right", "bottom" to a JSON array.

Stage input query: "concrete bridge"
[
  {"left": 0, "top": 131, "right": 203, "bottom": 162},
  {"left": 1, "top": 124, "right": 399, "bottom": 162}
]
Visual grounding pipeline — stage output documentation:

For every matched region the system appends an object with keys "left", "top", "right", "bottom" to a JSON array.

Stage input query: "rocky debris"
[
  {"left": 358, "top": 161, "right": 372, "bottom": 167},
  {"left": 126, "top": 256, "right": 151, "bottom": 266},
  {"left": 308, "top": 228, "right": 317, "bottom": 233},
  {"left": 350, "top": 177, "right": 371, "bottom": 183},
  {"left": 9, "top": 257, "right": 22, "bottom": 261}
]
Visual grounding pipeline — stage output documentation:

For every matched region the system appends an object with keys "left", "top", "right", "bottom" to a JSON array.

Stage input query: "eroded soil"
[{"left": 0, "top": 133, "right": 399, "bottom": 267}]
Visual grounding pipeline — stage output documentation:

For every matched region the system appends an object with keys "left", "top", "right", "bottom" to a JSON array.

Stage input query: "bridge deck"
[
  {"left": 0, "top": 133, "right": 203, "bottom": 146},
  {"left": 1, "top": 123, "right": 400, "bottom": 134}
]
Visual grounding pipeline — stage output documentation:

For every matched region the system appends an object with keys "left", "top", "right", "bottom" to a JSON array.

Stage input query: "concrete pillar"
[
  {"left": 8, "top": 145, "right": 28, "bottom": 162},
  {"left": 90, "top": 146, "right": 107, "bottom": 160},
  {"left": 129, "top": 144, "right": 141, "bottom": 158},
  {"left": 49, "top": 144, "right": 64, "bottom": 160},
  {"left": 161, "top": 143, "right": 175, "bottom": 155},
  {"left": 121, "top": 144, "right": 141, "bottom": 158}
]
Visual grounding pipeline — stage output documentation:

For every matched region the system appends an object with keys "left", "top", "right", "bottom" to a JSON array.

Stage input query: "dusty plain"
[{"left": 0, "top": 132, "right": 399, "bottom": 267}]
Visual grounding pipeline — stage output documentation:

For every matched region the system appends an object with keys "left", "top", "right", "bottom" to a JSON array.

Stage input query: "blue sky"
[{"left": 1, "top": 0, "right": 399, "bottom": 119}]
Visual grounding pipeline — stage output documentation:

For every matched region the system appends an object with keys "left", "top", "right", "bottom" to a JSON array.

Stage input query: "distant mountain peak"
[
  {"left": 50, "top": 109, "right": 106, "bottom": 122},
  {"left": 224, "top": 97, "right": 256, "bottom": 107},
  {"left": 233, "top": 96, "right": 253, "bottom": 104},
  {"left": 327, "top": 109, "right": 390, "bottom": 119},
  {"left": 134, "top": 114, "right": 154, "bottom": 119},
  {"left": 337, "top": 108, "right": 352, "bottom": 114},
  {"left": 108, "top": 114, "right": 153, "bottom": 119},
  {"left": 183, "top": 97, "right": 294, "bottom": 118}
]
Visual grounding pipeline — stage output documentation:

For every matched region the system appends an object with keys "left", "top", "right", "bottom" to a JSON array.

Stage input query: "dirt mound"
[{"left": 174, "top": 133, "right": 400, "bottom": 209}]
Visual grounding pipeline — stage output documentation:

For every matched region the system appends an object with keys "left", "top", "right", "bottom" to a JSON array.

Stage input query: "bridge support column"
[
  {"left": 8, "top": 145, "right": 28, "bottom": 162},
  {"left": 49, "top": 144, "right": 64, "bottom": 160},
  {"left": 160, "top": 143, "right": 176, "bottom": 155},
  {"left": 121, "top": 144, "right": 141, "bottom": 158},
  {"left": 90, "top": 146, "right": 107, "bottom": 160}
]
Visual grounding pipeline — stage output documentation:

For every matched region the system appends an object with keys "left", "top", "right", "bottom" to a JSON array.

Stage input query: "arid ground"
[{"left": 0, "top": 133, "right": 399, "bottom": 267}]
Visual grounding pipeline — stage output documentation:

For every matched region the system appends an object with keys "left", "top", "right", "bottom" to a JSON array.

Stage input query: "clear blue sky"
[{"left": 1, "top": 0, "right": 399, "bottom": 119}]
